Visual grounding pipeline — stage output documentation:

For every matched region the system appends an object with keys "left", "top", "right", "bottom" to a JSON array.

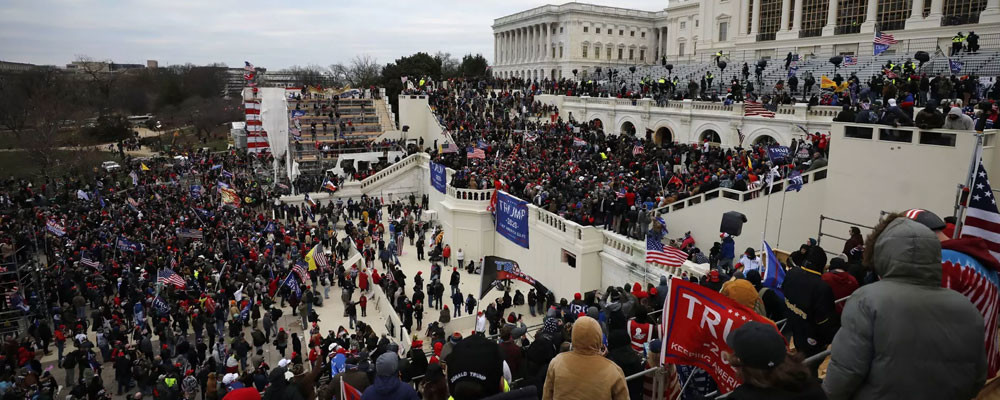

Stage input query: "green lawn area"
[{"left": 0, "top": 150, "right": 119, "bottom": 181}]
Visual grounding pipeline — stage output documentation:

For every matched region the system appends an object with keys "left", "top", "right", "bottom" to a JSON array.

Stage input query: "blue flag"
[
  {"left": 239, "top": 302, "right": 251, "bottom": 321},
  {"left": 281, "top": 272, "right": 301, "bottom": 299},
  {"left": 786, "top": 170, "right": 804, "bottom": 192},
  {"left": 190, "top": 185, "right": 203, "bottom": 198},
  {"left": 949, "top": 59, "right": 963, "bottom": 74},
  {"left": 762, "top": 241, "right": 785, "bottom": 300},
  {"left": 152, "top": 296, "right": 170, "bottom": 314}
]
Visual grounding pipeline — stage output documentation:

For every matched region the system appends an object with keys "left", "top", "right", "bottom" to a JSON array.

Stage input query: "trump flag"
[{"left": 660, "top": 277, "right": 779, "bottom": 394}]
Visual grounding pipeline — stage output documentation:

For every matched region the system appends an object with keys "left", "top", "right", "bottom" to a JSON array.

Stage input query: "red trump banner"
[{"left": 659, "top": 277, "right": 777, "bottom": 394}]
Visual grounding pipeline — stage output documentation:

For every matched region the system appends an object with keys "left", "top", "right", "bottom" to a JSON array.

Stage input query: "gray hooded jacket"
[{"left": 823, "top": 218, "right": 986, "bottom": 400}]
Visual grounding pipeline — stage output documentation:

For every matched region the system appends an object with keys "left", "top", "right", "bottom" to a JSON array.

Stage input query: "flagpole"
[
  {"left": 954, "top": 132, "right": 985, "bottom": 238},
  {"left": 776, "top": 165, "right": 790, "bottom": 248}
]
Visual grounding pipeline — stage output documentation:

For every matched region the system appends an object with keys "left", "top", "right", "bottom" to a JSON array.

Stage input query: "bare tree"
[
  {"left": 287, "top": 64, "right": 330, "bottom": 87},
  {"left": 434, "top": 52, "right": 460, "bottom": 79},
  {"left": 75, "top": 55, "right": 119, "bottom": 117},
  {"left": 348, "top": 55, "right": 382, "bottom": 88},
  {"left": 327, "top": 63, "right": 350, "bottom": 88}
]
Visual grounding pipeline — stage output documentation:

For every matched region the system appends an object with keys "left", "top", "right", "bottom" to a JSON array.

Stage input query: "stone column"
[
  {"left": 750, "top": 0, "right": 762, "bottom": 36},
  {"left": 925, "top": 0, "right": 946, "bottom": 25},
  {"left": 657, "top": 28, "right": 663, "bottom": 60},
  {"left": 861, "top": 0, "right": 878, "bottom": 33},
  {"left": 780, "top": 0, "right": 791, "bottom": 32},
  {"left": 983, "top": 0, "right": 1000, "bottom": 19},
  {"left": 791, "top": 0, "right": 803, "bottom": 32},
  {"left": 822, "top": 0, "right": 839, "bottom": 35},
  {"left": 739, "top": 0, "right": 750, "bottom": 37}
]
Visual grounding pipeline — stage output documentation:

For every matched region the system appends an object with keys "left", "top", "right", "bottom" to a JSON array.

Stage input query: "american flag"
[
  {"left": 874, "top": 30, "right": 898, "bottom": 45},
  {"left": 632, "top": 144, "right": 644, "bottom": 156},
  {"left": 646, "top": 234, "right": 688, "bottom": 267},
  {"left": 293, "top": 261, "right": 309, "bottom": 283},
  {"left": 157, "top": 268, "right": 186, "bottom": 289},
  {"left": 467, "top": 147, "right": 486, "bottom": 160},
  {"left": 313, "top": 244, "right": 330, "bottom": 269},
  {"left": 963, "top": 162, "right": 1000, "bottom": 260},
  {"left": 616, "top": 188, "right": 626, "bottom": 199},
  {"left": 843, "top": 55, "right": 857, "bottom": 66},
  {"left": 950, "top": 165, "right": 1000, "bottom": 376},
  {"left": 744, "top": 101, "right": 775, "bottom": 118},
  {"left": 80, "top": 255, "right": 100, "bottom": 269},
  {"left": 573, "top": 137, "right": 587, "bottom": 147}
]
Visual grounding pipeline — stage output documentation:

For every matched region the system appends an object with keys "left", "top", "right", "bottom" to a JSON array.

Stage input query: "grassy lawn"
[{"left": 0, "top": 150, "right": 119, "bottom": 181}]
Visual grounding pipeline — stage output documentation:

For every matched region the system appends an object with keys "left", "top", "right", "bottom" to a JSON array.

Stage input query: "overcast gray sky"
[{"left": 0, "top": 0, "right": 665, "bottom": 69}]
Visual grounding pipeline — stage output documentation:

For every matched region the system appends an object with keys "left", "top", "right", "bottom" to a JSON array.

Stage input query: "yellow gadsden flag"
[
  {"left": 304, "top": 244, "right": 319, "bottom": 271},
  {"left": 820, "top": 75, "right": 836, "bottom": 89},
  {"left": 140, "top": 163, "right": 150, "bottom": 171}
]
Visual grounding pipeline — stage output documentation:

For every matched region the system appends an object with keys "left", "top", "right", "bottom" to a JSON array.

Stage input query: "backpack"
[{"left": 755, "top": 288, "right": 770, "bottom": 318}]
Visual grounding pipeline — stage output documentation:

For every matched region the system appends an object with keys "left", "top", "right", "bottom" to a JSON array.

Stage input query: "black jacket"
[
  {"left": 782, "top": 266, "right": 835, "bottom": 355},
  {"left": 606, "top": 330, "right": 644, "bottom": 400},
  {"left": 728, "top": 382, "right": 827, "bottom": 400}
]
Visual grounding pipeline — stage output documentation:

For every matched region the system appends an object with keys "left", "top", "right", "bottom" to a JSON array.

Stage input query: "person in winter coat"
[
  {"left": 821, "top": 258, "right": 859, "bottom": 316},
  {"left": 878, "top": 98, "right": 913, "bottom": 127},
  {"left": 542, "top": 316, "right": 629, "bottom": 400},
  {"left": 782, "top": 245, "right": 835, "bottom": 365},
  {"left": 362, "top": 353, "right": 419, "bottom": 400},
  {"left": 439, "top": 306, "right": 451, "bottom": 325},
  {"left": 824, "top": 216, "right": 986, "bottom": 400},
  {"left": 915, "top": 102, "right": 945, "bottom": 129},
  {"left": 605, "top": 330, "right": 643, "bottom": 400},
  {"left": 724, "top": 321, "right": 826, "bottom": 399},
  {"left": 943, "top": 106, "right": 975, "bottom": 130}
]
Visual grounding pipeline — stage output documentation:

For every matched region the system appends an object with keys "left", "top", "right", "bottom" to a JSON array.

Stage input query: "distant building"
[
  {"left": 0, "top": 60, "right": 38, "bottom": 73},
  {"left": 494, "top": 1, "right": 1000, "bottom": 80},
  {"left": 65, "top": 60, "right": 146, "bottom": 73},
  {"left": 147, "top": 60, "right": 159, "bottom": 69}
]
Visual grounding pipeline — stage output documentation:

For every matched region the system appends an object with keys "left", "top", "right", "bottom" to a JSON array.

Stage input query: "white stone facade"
[{"left": 494, "top": 1, "right": 1000, "bottom": 78}]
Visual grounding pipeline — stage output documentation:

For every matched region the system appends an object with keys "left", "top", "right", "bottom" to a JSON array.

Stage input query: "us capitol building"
[{"left": 491, "top": 0, "right": 1000, "bottom": 80}]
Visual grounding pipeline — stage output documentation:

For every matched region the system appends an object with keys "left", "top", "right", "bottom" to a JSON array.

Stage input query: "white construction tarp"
[{"left": 258, "top": 87, "right": 289, "bottom": 166}]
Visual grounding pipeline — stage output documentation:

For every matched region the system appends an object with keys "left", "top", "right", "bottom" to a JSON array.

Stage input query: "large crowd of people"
[{"left": 422, "top": 78, "right": 827, "bottom": 237}]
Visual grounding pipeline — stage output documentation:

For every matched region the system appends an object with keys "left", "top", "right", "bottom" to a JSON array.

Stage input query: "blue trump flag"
[
  {"left": 430, "top": 162, "right": 447, "bottom": 194},
  {"left": 495, "top": 191, "right": 529, "bottom": 248},
  {"left": 767, "top": 146, "right": 791, "bottom": 164},
  {"left": 950, "top": 59, "right": 964, "bottom": 74},
  {"left": 762, "top": 241, "right": 785, "bottom": 300}
]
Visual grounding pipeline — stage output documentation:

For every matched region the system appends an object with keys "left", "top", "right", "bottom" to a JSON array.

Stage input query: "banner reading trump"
[
  {"left": 430, "top": 162, "right": 447, "bottom": 194},
  {"left": 479, "top": 256, "right": 548, "bottom": 299},
  {"left": 495, "top": 191, "right": 529, "bottom": 248},
  {"left": 660, "top": 277, "right": 778, "bottom": 394}
]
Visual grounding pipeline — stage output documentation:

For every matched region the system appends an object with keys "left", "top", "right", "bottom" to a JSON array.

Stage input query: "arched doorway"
[
  {"left": 753, "top": 135, "right": 778, "bottom": 146},
  {"left": 620, "top": 121, "right": 636, "bottom": 136},
  {"left": 653, "top": 127, "right": 673, "bottom": 145},
  {"left": 700, "top": 129, "right": 721, "bottom": 144},
  {"left": 590, "top": 118, "right": 605, "bottom": 133}
]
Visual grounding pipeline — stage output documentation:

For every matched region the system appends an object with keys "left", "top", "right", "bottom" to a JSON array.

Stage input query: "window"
[
  {"left": 595, "top": 46, "right": 601, "bottom": 58},
  {"left": 679, "top": 42, "right": 685, "bottom": 56},
  {"left": 758, "top": 0, "right": 782, "bottom": 40},
  {"left": 680, "top": 21, "right": 686, "bottom": 29},
  {"left": 596, "top": 28, "right": 601, "bottom": 33},
  {"left": 559, "top": 46, "right": 564, "bottom": 58},
  {"left": 719, "top": 21, "right": 729, "bottom": 41},
  {"left": 800, "top": 0, "right": 829, "bottom": 37},
  {"left": 695, "top": 20, "right": 699, "bottom": 27},
  {"left": 582, "top": 45, "right": 588, "bottom": 58},
  {"left": 560, "top": 27, "right": 564, "bottom": 33},
  {"left": 629, "top": 49, "right": 634, "bottom": 60},
  {"left": 552, "top": 47, "right": 556, "bottom": 58},
  {"left": 877, "top": 0, "right": 913, "bottom": 31},
  {"left": 630, "top": 31, "right": 635, "bottom": 36},
  {"left": 619, "top": 29, "right": 624, "bottom": 35},
  {"left": 836, "top": 0, "right": 867, "bottom": 31},
  {"left": 618, "top": 48, "right": 623, "bottom": 59},
  {"left": 583, "top": 26, "right": 589, "bottom": 33},
  {"left": 641, "top": 31, "right": 646, "bottom": 38},
  {"left": 639, "top": 49, "right": 645, "bottom": 61},
  {"left": 608, "top": 29, "right": 612, "bottom": 35},
  {"left": 942, "top": 0, "right": 986, "bottom": 25},
  {"left": 607, "top": 47, "right": 612, "bottom": 60}
]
